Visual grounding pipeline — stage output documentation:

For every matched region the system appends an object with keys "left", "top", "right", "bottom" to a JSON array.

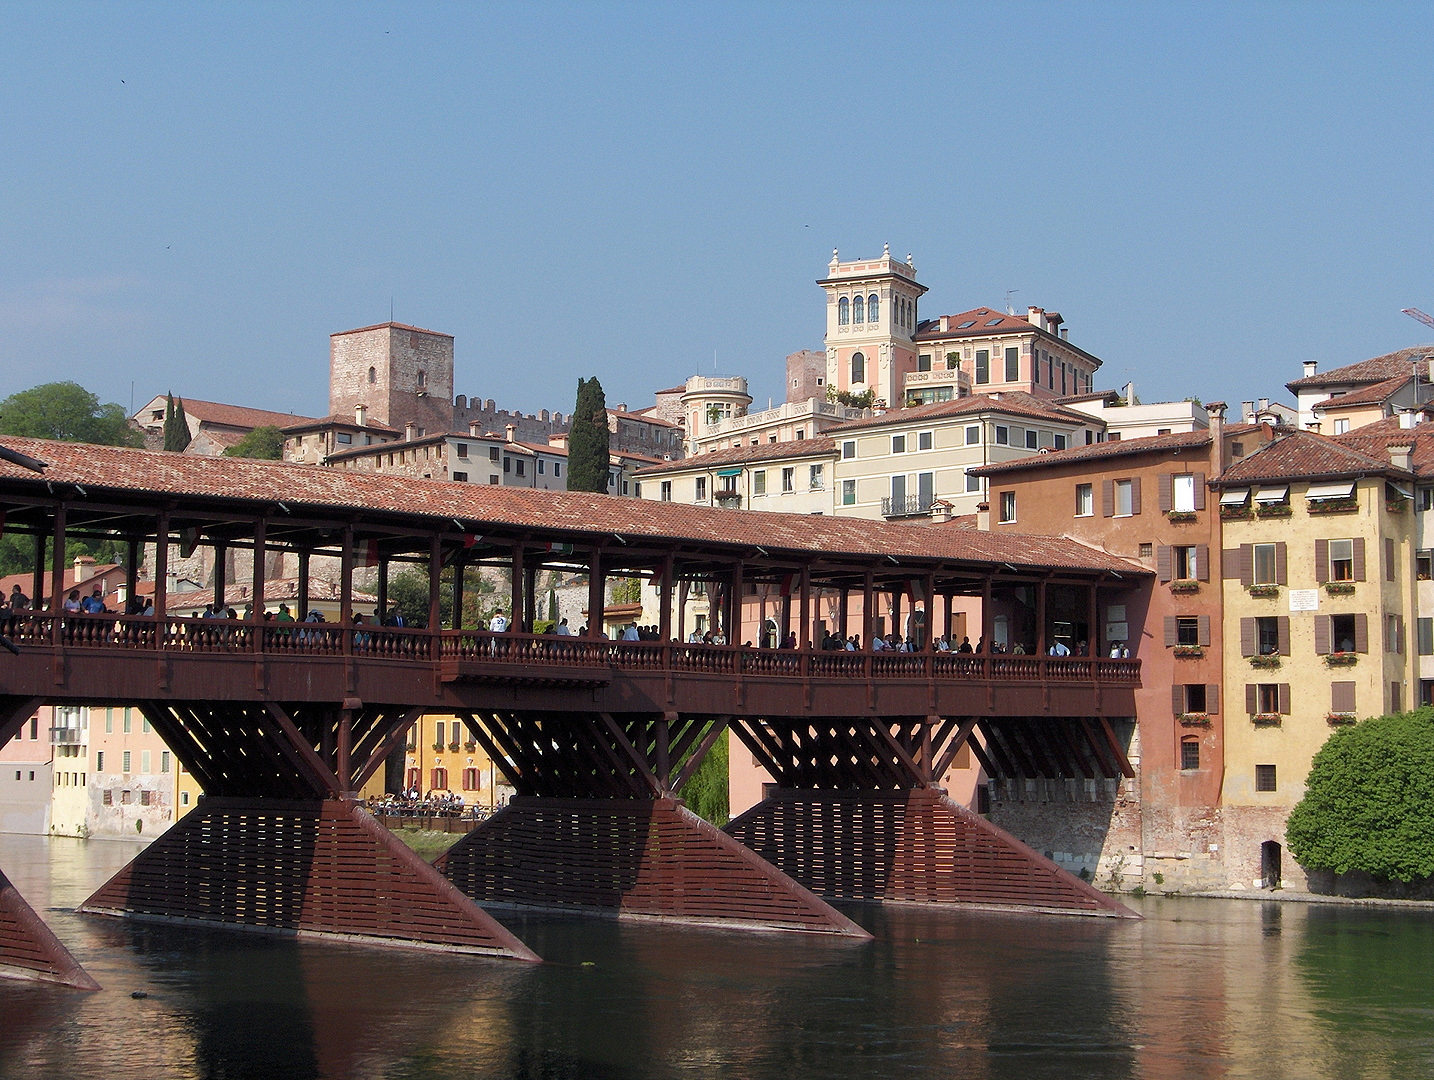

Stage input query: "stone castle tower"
[{"left": 329, "top": 322, "right": 455, "bottom": 436}]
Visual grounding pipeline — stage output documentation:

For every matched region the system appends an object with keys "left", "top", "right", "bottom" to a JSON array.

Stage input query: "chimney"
[
  {"left": 1207, "top": 401, "right": 1226, "bottom": 476},
  {"left": 1389, "top": 443, "right": 1414, "bottom": 471},
  {"left": 1121, "top": 381, "right": 1135, "bottom": 405},
  {"left": 929, "top": 499, "right": 953, "bottom": 524},
  {"left": 1401, "top": 410, "right": 1418, "bottom": 429},
  {"left": 617, "top": 403, "right": 627, "bottom": 413},
  {"left": 1027, "top": 306, "right": 1046, "bottom": 331},
  {"left": 975, "top": 501, "right": 990, "bottom": 531},
  {"left": 1258, "top": 397, "right": 1270, "bottom": 413},
  {"left": 1303, "top": 360, "right": 1318, "bottom": 378},
  {"left": 73, "top": 554, "right": 96, "bottom": 585},
  {"left": 355, "top": 404, "right": 367, "bottom": 427},
  {"left": 940, "top": 315, "right": 950, "bottom": 333},
  {"left": 405, "top": 421, "right": 418, "bottom": 442},
  {"left": 469, "top": 420, "right": 481, "bottom": 436},
  {"left": 505, "top": 423, "right": 517, "bottom": 444},
  {"left": 1059, "top": 327, "right": 1068, "bottom": 340},
  {"left": 1241, "top": 400, "right": 1256, "bottom": 422}
]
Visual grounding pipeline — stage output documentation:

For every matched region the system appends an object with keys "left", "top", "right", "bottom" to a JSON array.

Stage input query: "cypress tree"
[
  {"left": 162, "top": 392, "right": 191, "bottom": 452},
  {"left": 566, "top": 377, "right": 611, "bottom": 493}
]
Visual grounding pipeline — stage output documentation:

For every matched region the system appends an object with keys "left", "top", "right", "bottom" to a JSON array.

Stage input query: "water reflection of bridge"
[{"left": 0, "top": 436, "right": 1145, "bottom": 984}]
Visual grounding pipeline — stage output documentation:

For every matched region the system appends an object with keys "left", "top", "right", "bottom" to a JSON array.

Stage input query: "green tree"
[
  {"left": 224, "top": 425, "right": 285, "bottom": 460},
  {"left": 1286, "top": 708, "right": 1434, "bottom": 882},
  {"left": 678, "top": 727, "right": 729, "bottom": 826},
  {"left": 566, "top": 377, "right": 610, "bottom": 493},
  {"left": 387, "top": 565, "right": 498, "bottom": 629},
  {"left": 610, "top": 576, "right": 642, "bottom": 605},
  {"left": 826, "top": 386, "right": 876, "bottom": 410},
  {"left": 0, "top": 381, "right": 143, "bottom": 447},
  {"left": 163, "top": 392, "right": 192, "bottom": 452}
]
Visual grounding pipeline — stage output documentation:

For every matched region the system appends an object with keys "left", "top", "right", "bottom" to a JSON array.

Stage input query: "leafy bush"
[
  {"left": 678, "top": 727, "right": 729, "bottom": 826},
  {"left": 1286, "top": 709, "right": 1434, "bottom": 882}
]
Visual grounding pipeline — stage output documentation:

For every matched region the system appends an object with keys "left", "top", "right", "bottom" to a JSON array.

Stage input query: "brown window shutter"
[
  {"left": 1315, "top": 539, "right": 1329, "bottom": 583},
  {"left": 1276, "top": 542, "right": 1288, "bottom": 585},
  {"left": 1159, "top": 473, "right": 1173, "bottom": 513},
  {"left": 1193, "top": 472, "right": 1206, "bottom": 510},
  {"left": 1241, "top": 617, "right": 1255, "bottom": 656},
  {"left": 1331, "top": 681, "right": 1355, "bottom": 714},
  {"left": 1353, "top": 537, "right": 1366, "bottom": 581},
  {"left": 1131, "top": 476, "right": 1142, "bottom": 514},
  {"left": 1278, "top": 616, "right": 1290, "bottom": 656},
  {"left": 1198, "top": 614, "right": 1211, "bottom": 647},
  {"left": 1102, "top": 479, "right": 1114, "bottom": 517},
  {"left": 1196, "top": 544, "right": 1210, "bottom": 581},
  {"left": 1240, "top": 544, "right": 1253, "bottom": 587},
  {"left": 1278, "top": 683, "right": 1291, "bottom": 714},
  {"left": 1386, "top": 537, "right": 1396, "bottom": 582},
  {"left": 1156, "top": 545, "right": 1173, "bottom": 582},
  {"left": 1246, "top": 684, "right": 1258, "bottom": 714},
  {"left": 1223, "top": 548, "right": 1242, "bottom": 579},
  {"left": 1314, "top": 615, "right": 1330, "bottom": 655},
  {"left": 1355, "top": 612, "right": 1369, "bottom": 653},
  {"left": 1173, "top": 685, "right": 1185, "bottom": 716},
  {"left": 1207, "top": 683, "right": 1220, "bottom": 715},
  {"left": 1164, "top": 616, "right": 1178, "bottom": 647}
]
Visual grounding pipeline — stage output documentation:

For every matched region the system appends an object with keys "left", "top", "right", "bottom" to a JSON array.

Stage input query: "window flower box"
[
  {"left": 1167, "top": 510, "right": 1198, "bottom": 523},
  {"left": 1252, "top": 713, "right": 1283, "bottom": 726},
  {"left": 1173, "top": 644, "right": 1204, "bottom": 658},
  {"left": 1257, "top": 503, "right": 1292, "bottom": 518},
  {"left": 449, "top": 741, "right": 461, "bottom": 752},
  {"left": 1248, "top": 584, "right": 1281, "bottom": 598},
  {"left": 432, "top": 743, "right": 444, "bottom": 751},
  {"left": 1324, "top": 652, "right": 1358, "bottom": 667},
  {"left": 1220, "top": 505, "right": 1253, "bottom": 521},
  {"left": 1309, "top": 498, "right": 1359, "bottom": 515},
  {"left": 464, "top": 740, "right": 477, "bottom": 752},
  {"left": 1324, "top": 581, "right": 1356, "bottom": 596},
  {"left": 1326, "top": 713, "right": 1357, "bottom": 726},
  {"left": 1177, "top": 713, "right": 1211, "bottom": 727},
  {"left": 1386, "top": 501, "right": 1406, "bottom": 515},
  {"left": 1249, "top": 653, "right": 1282, "bottom": 669},
  {"left": 1169, "top": 580, "right": 1201, "bottom": 594}
]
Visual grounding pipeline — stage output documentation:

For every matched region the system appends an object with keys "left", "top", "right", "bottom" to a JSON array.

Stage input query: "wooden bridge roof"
[{"left": 0, "top": 436, "right": 1144, "bottom": 578}]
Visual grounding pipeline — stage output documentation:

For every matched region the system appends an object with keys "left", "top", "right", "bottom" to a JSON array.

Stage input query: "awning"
[
  {"left": 715, "top": 468, "right": 742, "bottom": 477},
  {"left": 1254, "top": 485, "right": 1289, "bottom": 504},
  {"left": 1388, "top": 483, "right": 1414, "bottom": 500},
  {"left": 1220, "top": 489, "right": 1251, "bottom": 506},
  {"left": 1306, "top": 481, "right": 1355, "bottom": 501}
]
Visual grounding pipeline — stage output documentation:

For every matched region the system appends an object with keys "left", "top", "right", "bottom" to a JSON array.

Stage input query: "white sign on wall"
[{"left": 1289, "top": 589, "right": 1320, "bottom": 612}]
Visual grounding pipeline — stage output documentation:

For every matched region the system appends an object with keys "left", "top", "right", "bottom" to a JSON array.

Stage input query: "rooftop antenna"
[
  {"left": 390, "top": 297, "right": 394, "bottom": 323},
  {"left": 1005, "top": 289, "right": 1019, "bottom": 315},
  {"left": 1403, "top": 308, "right": 1434, "bottom": 407}
]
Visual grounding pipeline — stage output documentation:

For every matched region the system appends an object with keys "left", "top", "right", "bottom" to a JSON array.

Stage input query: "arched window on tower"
[
  {"left": 851, "top": 352, "right": 865, "bottom": 384},
  {"left": 853, "top": 295, "right": 864, "bottom": 323},
  {"left": 367, "top": 366, "right": 376, "bottom": 384},
  {"left": 839, "top": 297, "right": 849, "bottom": 325},
  {"left": 416, "top": 370, "right": 426, "bottom": 391},
  {"left": 868, "top": 294, "right": 879, "bottom": 323}
]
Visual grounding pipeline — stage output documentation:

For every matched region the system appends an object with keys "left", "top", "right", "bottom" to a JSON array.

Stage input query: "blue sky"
[{"left": 1, "top": 2, "right": 1431, "bottom": 421}]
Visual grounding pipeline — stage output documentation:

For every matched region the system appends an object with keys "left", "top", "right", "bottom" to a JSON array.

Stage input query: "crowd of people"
[{"left": 368, "top": 790, "right": 493, "bottom": 818}]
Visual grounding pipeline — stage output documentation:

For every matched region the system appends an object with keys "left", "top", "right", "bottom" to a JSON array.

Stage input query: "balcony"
[
  {"left": 50, "top": 726, "right": 84, "bottom": 745},
  {"left": 882, "top": 494, "right": 936, "bottom": 519},
  {"left": 714, "top": 490, "right": 742, "bottom": 507}
]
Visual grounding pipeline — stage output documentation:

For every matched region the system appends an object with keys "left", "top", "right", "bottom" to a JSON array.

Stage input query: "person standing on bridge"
[{"left": 489, "top": 609, "right": 509, "bottom": 633}]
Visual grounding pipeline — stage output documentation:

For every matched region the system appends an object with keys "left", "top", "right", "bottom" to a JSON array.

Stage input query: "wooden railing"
[{"left": 4, "top": 613, "right": 1141, "bottom": 685}]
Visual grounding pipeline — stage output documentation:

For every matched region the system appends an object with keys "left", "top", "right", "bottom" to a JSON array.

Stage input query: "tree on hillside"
[
  {"left": 566, "top": 377, "right": 610, "bottom": 493},
  {"left": 1286, "top": 708, "right": 1434, "bottom": 882},
  {"left": 0, "top": 381, "right": 143, "bottom": 447},
  {"left": 224, "top": 425, "right": 284, "bottom": 460},
  {"left": 163, "top": 392, "right": 192, "bottom": 452}
]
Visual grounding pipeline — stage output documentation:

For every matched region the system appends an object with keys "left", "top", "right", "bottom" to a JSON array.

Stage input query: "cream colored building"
[
  {"left": 821, "top": 246, "right": 928, "bottom": 411},
  {"left": 635, "top": 438, "right": 837, "bottom": 515}
]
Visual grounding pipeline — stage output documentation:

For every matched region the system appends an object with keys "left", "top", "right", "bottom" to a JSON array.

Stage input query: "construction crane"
[{"left": 1404, "top": 307, "right": 1434, "bottom": 331}]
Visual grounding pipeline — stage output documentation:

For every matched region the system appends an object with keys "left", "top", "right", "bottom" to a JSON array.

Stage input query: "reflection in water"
[{"left": 3, "top": 834, "right": 1434, "bottom": 1078}]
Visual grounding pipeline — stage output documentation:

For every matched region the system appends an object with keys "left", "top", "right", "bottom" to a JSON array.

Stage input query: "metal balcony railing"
[{"left": 881, "top": 494, "right": 935, "bottom": 518}]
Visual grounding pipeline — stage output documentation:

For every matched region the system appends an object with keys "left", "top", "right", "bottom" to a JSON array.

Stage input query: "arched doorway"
[{"left": 1261, "top": 841, "right": 1282, "bottom": 889}]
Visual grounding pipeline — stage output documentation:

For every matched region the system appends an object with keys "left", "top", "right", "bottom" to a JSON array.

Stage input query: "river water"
[{"left": 2, "top": 833, "right": 1433, "bottom": 1079}]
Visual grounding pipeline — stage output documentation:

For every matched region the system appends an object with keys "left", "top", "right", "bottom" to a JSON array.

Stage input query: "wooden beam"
[
  {"left": 351, "top": 708, "right": 425, "bottom": 792},
  {"left": 264, "top": 702, "right": 344, "bottom": 797},
  {"left": 597, "top": 712, "right": 663, "bottom": 794},
  {"left": 932, "top": 717, "right": 980, "bottom": 781},
  {"left": 671, "top": 718, "right": 731, "bottom": 793}
]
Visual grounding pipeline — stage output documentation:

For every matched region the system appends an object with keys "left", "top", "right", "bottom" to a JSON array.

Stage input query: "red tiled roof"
[
  {"left": 636, "top": 438, "right": 836, "bottom": 475},
  {"left": 825, "top": 391, "right": 1092, "bottom": 434},
  {"left": 0, "top": 563, "right": 124, "bottom": 603},
  {"left": 609, "top": 408, "right": 681, "bottom": 428},
  {"left": 331, "top": 321, "right": 452, "bottom": 339},
  {"left": 912, "top": 308, "right": 1104, "bottom": 367},
  {"left": 1311, "top": 374, "right": 1413, "bottom": 412},
  {"left": 166, "top": 576, "right": 377, "bottom": 613},
  {"left": 1285, "top": 346, "right": 1434, "bottom": 391},
  {"left": 282, "top": 414, "right": 402, "bottom": 435},
  {"left": 147, "top": 399, "right": 316, "bottom": 432},
  {"left": 1213, "top": 429, "right": 1410, "bottom": 486},
  {"left": 0, "top": 436, "right": 1145, "bottom": 575},
  {"left": 1333, "top": 418, "right": 1434, "bottom": 478},
  {"left": 653, "top": 385, "right": 688, "bottom": 396},
  {"left": 971, "top": 430, "right": 1212, "bottom": 477}
]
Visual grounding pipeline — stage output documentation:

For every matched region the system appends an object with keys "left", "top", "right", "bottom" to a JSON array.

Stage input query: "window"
[
  {"left": 1330, "top": 613, "right": 1357, "bottom": 652},
  {"left": 489, "top": 475, "right": 499, "bottom": 484},
  {"left": 503, "top": 456, "right": 511, "bottom": 473},
  {"left": 1419, "top": 550, "right": 1433, "bottom": 579},
  {"left": 336, "top": 432, "right": 352, "bottom": 445},
  {"left": 1004, "top": 347, "right": 1019, "bottom": 382},
  {"left": 463, "top": 767, "right": 480, "bottom": 791},
  {"left": 1176, "top": 617, "right": 1200, "bottom": 646},
  {"left": 367, "top": 366, "right": 376, "bottom": 384},
  {"left": 892, "top": 435, "right": 906, "bottom": 454},
  {"left": 973, "top": 349, "right": 991, "bottom": 383},
  {"left": 995, "top": 425, "right": 1009, "bottom": 445},
  {"left": 1174, "top": 546, "right": 1198, "bottom": 580},
  {"left": 1388, "top": 613, "right": 1403, "bottom": 653},
  {"left": 1060, "top": 362, "right": 1068, "bottom": 395},
  {"left": 1333, "top": 418, "right": 1350, "bottom": 435},
  {"left": 839, "top": 297, "right": 849, "bottom": 325},
  {"left": 1181, "top": 739, "right": 1201, "bottom": 771},
  {"left": 841, "top": 440, "right": 856, "bottom": 459},
  {"left": 918, "top": 353, "right": 932, "bottom": 372},
  {"left": 122, "top": 751, "right": 131, "bottom": 773},
  {"left": 105, "top": 708, "right": 113, "bottom": 734},
  {"left": 966, "top": 472, "right": 981, "bottom": 493},
  {"left": 430, "top": 767, "right": 448, "bottom": 791},
  {"left": 488, "top": 447, "right": 500, "bottom": 462},
  {"left": 515, "top": 459, "right": 525, "bottom": 477},
  {"left": 1076, "top": 484, "right": 1093, "bottom": 516},
  {"left": 999, "top": 491, "right": 1016, "bottom": 523},
  {"left": 455, "top": 443, "right": 468, "bottom": 458},
  {"left": 851, "top": 352, "right": 865, "bottom": 383},
  {"left": 1023, "top": 429, "right": 1037, "bottom": 450},
  {"left": 1257, "top": 685, "right": 1281, "bottom": 714},
  {"left": 1255, "top": 616, "right": 1281, "bottom": 655},
  {"left": 1055, "top": 434, "right": 1067, "bottom": 450},
  {"left": 867, "top": 294, "right": 879, "bottom": 322},
  {"left": 123, "top": 709, "right": 131, "bottom": 734},
  {"left": 1421, "top": 489, "right": 1434, "bottom": 512},
  {"left": 1114, "top": 479, "right": 1134, "bottom": 516},
  {"left": 537, "top": 459, "right": 545, "bottom": 475},
  {"left": 1181, "top": 684, "right": 1207, "bottom": 713},
  {"left": 1330, "top": 539, "right": 1355, "bottom": 581},
  {"left": 181, "top": 791, "right": 190, "bottom": 806},
  {"left": 918, "top": 431, "right": 933, "bottom": 451},
  {"left": 1173, "top": 474, "right": 1196, "bottom": 512},
  {"left": 842, "top": 479, "right": 856, "bottom": 506},
  {"left": 781, "top": 467, "right": 795, "bottom": 493},
  {"left": 965, "top": 426, "right": 980, "bottom": 446},
  {"left": 1255, "top": 764, "right": 1277, "bottom": 792},
  {"left": 853, "top": 295, "right": 864, "bottom": 323},
  {"left": 1420, "top": 618, "right": 1434, "bottom": 656},
  {"left": 809, "top": 464, "right": 824, "bottom": 490},
  {"left": 695, "top": 477, "right": 707, "bottom": 501},
  {"left": 95, "top": 751, "right": 104, "bottom": 771},
  {"left": 554, "top": 462, "right": 561, "bottom": 478},
  {"left": 752, "top": 471, "right": 766, "bottom": 496},
  {"left": 1253, "top": 543, "right": 1278, "bottom": 585},
  {"left": 452, "top": 471, "right": 468, "bottom": 482},
  {"left": 660, "top": 480, "right": 673, "bottom": 501},
  {"left": 161, "top": 752, "right": 170, "bottom": 774},
  {"left": 102, "top": 789, "right": 112, "bottom": 805}
]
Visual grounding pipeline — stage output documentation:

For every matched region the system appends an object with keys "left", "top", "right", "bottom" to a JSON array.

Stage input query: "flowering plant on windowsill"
[
  {"left": 1257, "top": 503, "right": 1292, "bottom": 517},
  {"left": 1386, "top": 501, "right": 1407, "bottom": 515},
  {"left": 432, "top": 742, "right": 444, "bottom": 751},
  {"left": 1169, "top": 580, "right": 1201, "bottom": 594},
  {"left": 1252, "top": 713, "right": 1283, "bottom": 726},
  {"left": 1167, "top": 510, "right": 1198, "bottom": 523},
  {"left": 1324, "top": 581, "right": 1356, "bottom": 595},
  {"left": 1177, "top": 713, "right": 1211, "bottom": 727},
  {"left": 1173, "top": 644, "right": 1204, "bottom": 658},
  {"left": 1324, "top": 651, "right": 1358, "bottom": 666},
  {"left": 1309, "top": 498, "right": 1359, "bottom": 515},
  {"left": 1326, "top": 713, "right": 1357, "bottom": 726},
  {"left": 1249, "top": 653, "right": 1281, "bottom": 669},
  {"left": 1220, "top": 505, "right": 1252, "bottom": 520},
  {"left": 1248, "top": 584, "right": 1281, "bottom": 598}
]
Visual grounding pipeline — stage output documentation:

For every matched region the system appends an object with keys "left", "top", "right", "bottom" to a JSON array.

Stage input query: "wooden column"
[
  {"left": 524, "top": 563, "right": 537, "bottom": 633},
  {"left": 31, "top": 530, "right": 45, "bottom": 611},
  {"left": 838, "top": 588, "right": 849, "bottom": 640},
  {"left": 125, "top": 538, "right": 139, "bottom": 610},
  {"left": 337, "top": 710, "right": 353, "bottom": 796},
  {"left": 49, "top": 503, "right": 66, "bottom": 628},
  {"left": 677, "top": 578, "right": 688, "bottom": 642},
  {"left": 252, "top": 518, "right": 266, "bottom": 648},
  {"left": 862, "top": 567, "right": 875, "bottom": 651},
  {"left": 890, "top": 587, "right": 902, "bottom": 645},
  {"left": 1088, "top": 581, "right": 1099, "bottom": 657},
  {"left": 944, "top": 592, "right": 953, "bottom": 642},
  {"left": 339, "top": 527, "right": 354, "bottom": 629},
  {"left": 780, "top": 592, "right": 791, "bottom": 645},
  {"left": 656, "top": 712, "right": 673, "bottom": 792},
  {"left": 587, "top": 549, "right": 604, "bottom": 637},
  {"left": 730, "top": 561, "right": 744, "bottom": 643},
  {"left": 427, "top": 534, "right": 442, "bottom": 633},
  {"left": 924, "top": 572, "right": 936, "bottom": 651},
  {"left": 1036, "top": 579, "right": 1047, "bottom": 657},
  {"left": 798, "top": 564, "right": 811, "bottom": 650},
  {"left": 981, "top": 575, "right": 993, "bottom": 654},
  {"left": 213, "top": 541, "right": 227, "bottom": 613},
  {"left": 451, "top": 550, "right": 464, "bottom": 630},
  {"left": 152, "top": 511, "right": 169, "bottom": 626},
  {"left": 510, "top": 545, "right": 525, "bottom": 631},
  {"left": 376, "top": 554, "right": 388, "bottom": 623},
  {"left": 658, "top": 552, "right": 674, "bottom": 642},
  {"left": 757, "top": 586, "right": 767, "bottom": 647},
  {"left": 296, "top": 549, "right": 310, "bottom": 621}
]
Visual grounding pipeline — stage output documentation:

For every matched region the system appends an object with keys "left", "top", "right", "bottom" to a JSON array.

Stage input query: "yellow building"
[
  {"left": 1215, "top": 431, "right": 1416, "bottom": 890},
  {"left": 400, "top": 714, "right": 506, "bottom": 808}
]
